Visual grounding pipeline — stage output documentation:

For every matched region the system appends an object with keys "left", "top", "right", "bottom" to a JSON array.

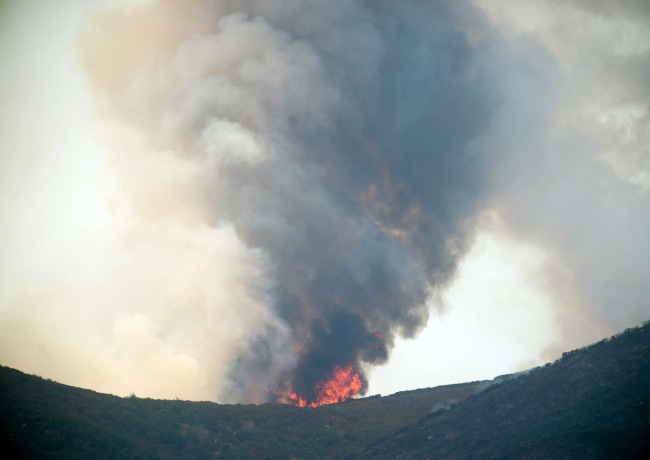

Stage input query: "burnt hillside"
[{"left": 359, "top": 321, "right": 650, "bottom": 459}]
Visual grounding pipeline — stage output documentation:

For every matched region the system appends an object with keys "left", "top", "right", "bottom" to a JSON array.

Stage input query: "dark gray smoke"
[{"left": 211, "top": 1, "right": 497, "bottom": 403}]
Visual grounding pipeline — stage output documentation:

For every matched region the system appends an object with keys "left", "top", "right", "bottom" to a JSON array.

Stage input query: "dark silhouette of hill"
[
  {"left": 1, "top": 321, "right": 649, "bottom": 459},
  {"left": 359, "top": 321, "right": 650, "bottom": 459},
  {"left": 0, "top": 365, "right": 481, "bottom": 459}
]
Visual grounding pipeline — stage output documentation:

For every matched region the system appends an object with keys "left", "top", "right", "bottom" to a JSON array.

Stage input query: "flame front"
[{"left": 289, "top": 365, "right": 362, "bottom": 407}]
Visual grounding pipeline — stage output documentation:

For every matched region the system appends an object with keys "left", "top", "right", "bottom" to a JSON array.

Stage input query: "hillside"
[
  {"left": 0, "top": 366, "right": 481, "bottom": 459},
  {"left": 359, "top": 322, "right": 650, "bottom": 459},
  {"left": 2, "top": 322, "right": 649, "bottom": 459}
]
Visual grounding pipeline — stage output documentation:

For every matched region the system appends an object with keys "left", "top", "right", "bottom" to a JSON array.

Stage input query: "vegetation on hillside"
[
  {"left": 2, "top": 321, "right": 649, "bottom": 459},
  {"left": 359, "top": 321, "right": 650, "bottom": 459},
  {"left": 0, "top": 365, "right": 480, "bottom": 459}
]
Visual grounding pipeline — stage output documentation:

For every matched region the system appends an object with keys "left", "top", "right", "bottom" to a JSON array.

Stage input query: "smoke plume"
[{"left": 78, "top": 0, "right": 499, "bottom": 403}]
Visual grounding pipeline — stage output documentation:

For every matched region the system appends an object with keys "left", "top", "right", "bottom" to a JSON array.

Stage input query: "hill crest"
[{"left": 2, "top": 321, "right": 649, "bottom": 459}]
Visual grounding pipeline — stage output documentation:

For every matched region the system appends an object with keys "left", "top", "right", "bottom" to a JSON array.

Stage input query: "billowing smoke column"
[{"left": 80, "top": 0, "right": 495, "bottom": 404}]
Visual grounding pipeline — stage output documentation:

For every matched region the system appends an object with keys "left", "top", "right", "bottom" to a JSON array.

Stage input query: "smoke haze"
[{"left": 1, "top": 0, "right": 649, "bottom": 402}]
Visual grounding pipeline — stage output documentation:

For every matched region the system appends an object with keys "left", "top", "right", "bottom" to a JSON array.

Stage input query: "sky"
[{"left": 0, "top": 0, "right": 649, "bottom": 403}]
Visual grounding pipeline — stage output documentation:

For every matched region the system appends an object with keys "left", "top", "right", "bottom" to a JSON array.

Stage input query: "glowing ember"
[
  {"left": 374, "top": 332, "right": 384, "bottom": 349},
  {"left": 289, "top": 365, "right": 362, "bottom": 407}
]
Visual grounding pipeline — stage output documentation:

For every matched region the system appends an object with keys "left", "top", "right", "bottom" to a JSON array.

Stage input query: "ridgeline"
[{"left": 2, "top": 321, "right": 649, "bottom": 459}]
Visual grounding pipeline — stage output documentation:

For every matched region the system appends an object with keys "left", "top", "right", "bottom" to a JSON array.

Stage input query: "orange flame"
[{"left": 289, "top": 365, "right": 362, "bottom": 407}]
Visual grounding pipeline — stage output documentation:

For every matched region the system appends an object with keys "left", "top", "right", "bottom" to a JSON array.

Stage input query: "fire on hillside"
[{"left": 288, "top": 365, "right": 362, "bottom": 407}]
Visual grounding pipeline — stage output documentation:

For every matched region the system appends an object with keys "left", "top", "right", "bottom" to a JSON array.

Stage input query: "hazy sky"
[{"left": 1, "top": 0, "right": 649, "bottom": 402}]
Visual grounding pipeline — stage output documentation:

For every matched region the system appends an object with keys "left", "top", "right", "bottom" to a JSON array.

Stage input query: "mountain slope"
[
  {"left": 0, "top": 365, "right": 481, "bottom": 459},
  {"left": 2, "top": 321, "right": 649, "bottom": 459},
  {"left": 358, "top": 322, "right": 650, "bottom": 459}
]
